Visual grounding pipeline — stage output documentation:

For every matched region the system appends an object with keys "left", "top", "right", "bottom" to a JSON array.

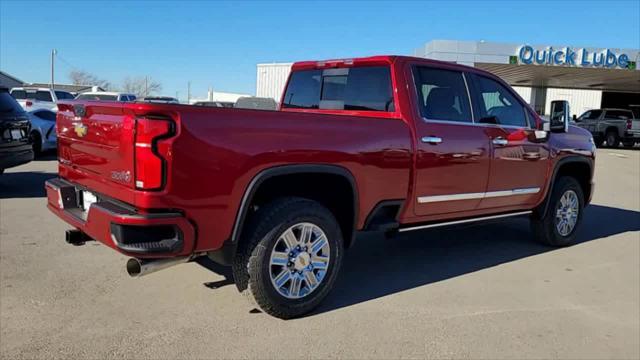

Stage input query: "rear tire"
[
  {"left": 622, "top": 140, "right": 636, "bottom": 148},
  {"left": 30, "top": 132, "right": 42, "bottom": 156},
  {"left": 604, "top": 130, "right": 619, "bottom": 148},
  {"left": 232, "top": 197, "right": 344, "bottom": 319},
  {"left": 531, "top": 177, "right": 584, "bottom": 247}
]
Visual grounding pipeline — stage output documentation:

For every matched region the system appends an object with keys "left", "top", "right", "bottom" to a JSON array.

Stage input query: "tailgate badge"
[
  {"left": 111, "top": 170, "right": 131, "bottom": 183},
  {"left": 74, "top": 123, "right": 88, "bottom": 137}
]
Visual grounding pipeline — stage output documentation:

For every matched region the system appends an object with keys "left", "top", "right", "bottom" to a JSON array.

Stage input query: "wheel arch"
[
  {"left": 230, "top": 164, "right": 359, "bottom": 248},
  {"left": 537, "top": 156, "right": 593, "bottom": 218}
]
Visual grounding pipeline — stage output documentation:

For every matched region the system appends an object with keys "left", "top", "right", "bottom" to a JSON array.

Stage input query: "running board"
[{"left": 397, "top": 210, "right": 532, "bottom": 233}]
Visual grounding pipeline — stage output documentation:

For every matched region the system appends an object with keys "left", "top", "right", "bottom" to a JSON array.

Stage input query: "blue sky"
[{"left": 1, "top": 0, "right": 639, "bottom": 100}]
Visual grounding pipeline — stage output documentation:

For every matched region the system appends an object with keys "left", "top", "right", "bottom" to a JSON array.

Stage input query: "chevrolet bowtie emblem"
[{"left": 74, "top": 123, "right": 88, "bottom": 137}]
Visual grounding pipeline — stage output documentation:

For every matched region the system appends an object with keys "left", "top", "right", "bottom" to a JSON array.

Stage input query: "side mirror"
[
  {"left": 572, "top": 114, "right": 577, "bottom": 122},
  {"left": 549, "top": 100, "right": 570, "bottom": 133}
]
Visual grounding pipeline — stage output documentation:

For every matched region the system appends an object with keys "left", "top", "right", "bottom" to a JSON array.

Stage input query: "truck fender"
[
  {"left": 536, "top": 156, "right": 593, "bottom": 218},
  {"left": 230, "top": 164, "right": 359, "bottom": 245}
]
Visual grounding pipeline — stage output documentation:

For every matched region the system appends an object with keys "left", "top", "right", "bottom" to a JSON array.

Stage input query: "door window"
[
  {"left": 471, "top": 74, "right": 529, "bottom": 128},
  {"left": 413, "top": 67, "right": 472, "bottom": 123},
  {"left": 35, "top": 91, "right": 53, "bottom": 102}
]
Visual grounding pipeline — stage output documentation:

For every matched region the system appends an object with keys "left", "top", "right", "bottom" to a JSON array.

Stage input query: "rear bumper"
[
  {"left": 623, "top": 130, "right": 640, "bottom": 140},
  {"left": 0, "top": 144, "right": 33, "bottom": 170},
  {"left": 45, "top": 178, "right": 195, "bottom": 258}
]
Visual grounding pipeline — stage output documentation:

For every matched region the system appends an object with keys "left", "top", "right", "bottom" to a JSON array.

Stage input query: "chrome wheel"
[
  {"left": 269, "top": 222, "right": 330, "bottom": 299},
  {"left": 555, "top": 190, "right": 579, "bottom": 236}
]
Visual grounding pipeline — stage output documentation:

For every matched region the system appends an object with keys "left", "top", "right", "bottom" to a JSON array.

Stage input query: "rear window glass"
[
  {"left": 282, "top": 70, "right": 322, "bottom": 109},
  {"left": 11, "top": 90, "right": 26, "bottom": 99},
  {"left": 75, "top": 94, "right": 118, "bottom": 101},
  {"left": 282, "top": 66, "right": 395, "bottom": 112},
  {"left": 0, "top": 91, "right": 26, "bottom": 115},
  {"left": 36, "top": 91, "right": 53, "bottom": 102}
]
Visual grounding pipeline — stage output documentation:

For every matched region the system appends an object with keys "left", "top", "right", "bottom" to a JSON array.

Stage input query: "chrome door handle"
[
  {"left": 422, "top": 136, "right": 442, "bottom": 144},
  {"left": 492, "top": 137, "right": 508, "bottom": 146}
]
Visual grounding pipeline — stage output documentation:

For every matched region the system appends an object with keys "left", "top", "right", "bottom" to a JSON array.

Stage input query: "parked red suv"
[{"left": 46, "top": 56, "right": 595, "bottom": 318}]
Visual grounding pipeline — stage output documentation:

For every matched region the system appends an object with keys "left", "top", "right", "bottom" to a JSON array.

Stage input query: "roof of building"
[{"left": 0, "top": 71, "right": 24, "bottom": 84}]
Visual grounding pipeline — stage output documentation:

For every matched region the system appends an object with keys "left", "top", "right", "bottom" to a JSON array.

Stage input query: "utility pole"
[
  {"left": 50, "top": 49, "right": 57, "bottom": 89},
  {"left": 187, "top": 81, "right": 191, "bottom": 104},
  {"left": 145, "top": 76, "right": 148, "bottom": 97}
]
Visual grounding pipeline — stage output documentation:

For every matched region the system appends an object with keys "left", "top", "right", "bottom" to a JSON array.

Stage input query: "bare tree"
[
  {"left": 68, "top": 70, "right": 111, "bottom": 90},
  {"left": 121, "top": 76, "right": 162, "bottom": 98}
]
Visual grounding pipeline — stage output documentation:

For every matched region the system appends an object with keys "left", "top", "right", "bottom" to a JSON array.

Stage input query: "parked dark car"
[{"left": 0, "top": 87, "right": 33, "bottom": 174}]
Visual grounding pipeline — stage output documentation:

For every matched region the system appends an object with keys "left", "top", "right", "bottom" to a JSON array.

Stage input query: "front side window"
[
  {"left": 413, "top": 66, "right": 472, "bottom": 122},
  {"left": 36, "top": 91, "right": 53, "bottom": 102},
  {"left": 282, "top": 66, "right": 394, "bottom": 112},
  {"left": 472, "top": 74, "right": 528, "bottom": 127},
  {"left": 578, "top": 110, "right": 603, "bottom": 120}
]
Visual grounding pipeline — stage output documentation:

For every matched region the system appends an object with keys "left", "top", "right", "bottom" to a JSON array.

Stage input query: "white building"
[{"left": 256, "top": 40, "right": 640, "bottom": 117}]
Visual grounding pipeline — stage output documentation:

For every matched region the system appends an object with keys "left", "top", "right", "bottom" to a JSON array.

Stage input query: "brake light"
[
  {"left": 134, "top": 117, "right": 173, "bottom": 190},
  {"left": 626, "top": 119, "right": 632, "bottom": 130},
  {"left": 26, "top": 101, "right": 33, "bottom": 107}
]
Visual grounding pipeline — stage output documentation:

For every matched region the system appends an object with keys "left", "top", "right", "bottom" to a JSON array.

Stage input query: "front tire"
[
  {"left": 531, "top": 177, "right": 584, "bottom": 246},
  {"left": 232, "top": 197, "right": 344, "bottom": 319}
]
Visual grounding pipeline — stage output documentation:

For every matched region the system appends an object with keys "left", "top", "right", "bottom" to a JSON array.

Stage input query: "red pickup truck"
[{"left": 46, "top": 55, "right": 595, "bottom": 318}]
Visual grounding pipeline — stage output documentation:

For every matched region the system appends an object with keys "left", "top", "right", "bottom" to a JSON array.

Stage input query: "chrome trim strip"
[
  {"left": 420, "top": 117, "right": 530, "bottom": 129},
  {"left": 398, "top": 211, "right": 532, "bottom": 232},
  {"left": 417, "top": 187, "right": 540, "bottom": 203},
  {"left": 418, "top": 192, "right": 485, "bottom": 203}
]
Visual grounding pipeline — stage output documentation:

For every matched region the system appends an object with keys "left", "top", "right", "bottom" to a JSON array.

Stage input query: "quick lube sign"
[{"left": 515, "top": 45, "right": 634, "bottom": 69}]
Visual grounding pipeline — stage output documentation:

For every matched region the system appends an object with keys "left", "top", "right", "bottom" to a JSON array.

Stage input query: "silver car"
[{"left": 27, "top": 109, "right": 57, "bottom": 155}]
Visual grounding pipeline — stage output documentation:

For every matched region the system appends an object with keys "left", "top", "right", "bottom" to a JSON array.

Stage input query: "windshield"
[{"left": 75, "top": 94, "right": 118, "bottom": 101}]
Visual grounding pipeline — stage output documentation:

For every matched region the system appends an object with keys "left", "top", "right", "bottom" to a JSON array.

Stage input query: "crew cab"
[
  {"left": 574, "top": 108, "right": 639, "bottom": 148},
  {"left": 46, "top": 56, "right": 595, "bottom": 319}
]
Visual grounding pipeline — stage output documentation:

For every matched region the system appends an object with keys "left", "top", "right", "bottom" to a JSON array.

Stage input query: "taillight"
[
  {"left": 134, "top": 117, "right": 174, "bottom": 190},
  {"left": 26, "top": 101, "right": 33, "bottom": 107},
  {"left": 626, "top": 119, "right": 632, "bottom": 130}
]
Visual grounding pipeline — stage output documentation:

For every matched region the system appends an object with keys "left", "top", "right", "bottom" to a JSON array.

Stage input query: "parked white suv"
[
  {"left": 75, "top": 92, "right": 136, "bottom": 102},
  {"left": 10, "top": 87, "right": 75, "bottom": 111}
]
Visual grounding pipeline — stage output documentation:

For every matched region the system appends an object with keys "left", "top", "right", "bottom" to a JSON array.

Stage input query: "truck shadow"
[
  {"left": 198, "top": 204, "right": 639, "bottom": 317},
  {"left": 318, "top": 204, "right": 640, "bottom": 315},
  {"left": 0, "top": 171, "right": 57, "bottom": 199}
]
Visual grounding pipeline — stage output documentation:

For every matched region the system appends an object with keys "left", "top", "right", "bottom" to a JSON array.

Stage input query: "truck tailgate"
[{"left": 57, "top": 102, "right": 137, "bottom": 197}]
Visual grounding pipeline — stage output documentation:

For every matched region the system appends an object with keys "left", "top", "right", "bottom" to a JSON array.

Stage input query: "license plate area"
[
  {"left": 10, "top": 129, "right": 23, "bottom": 140},
  {"left": 80, "top": 190, "right": 98, "bottom": 212}
]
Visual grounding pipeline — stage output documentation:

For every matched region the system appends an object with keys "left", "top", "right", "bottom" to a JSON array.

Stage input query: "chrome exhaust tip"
[{"left": 126, "top": 256, "right": 191, "bottom": 277}]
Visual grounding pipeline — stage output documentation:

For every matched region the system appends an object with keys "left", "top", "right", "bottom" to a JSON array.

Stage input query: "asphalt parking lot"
[{"left": 1, "top": 148, "right": 639, "bottom": 359}]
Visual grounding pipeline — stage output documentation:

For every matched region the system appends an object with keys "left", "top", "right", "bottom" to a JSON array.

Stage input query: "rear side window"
[
  {"left": 36, "top": 91, "right": 53, "bottom": 102},
  {"left": 11, "top": 90, "right": 26, "bottom": 99},
  {"left": 0, "top": 91, "right": 26, "bottom": 115},
  {"left": 282, "top": 66, "right": 394, "bottom": 112},
  {"left": 471, "top": 74, "right": 528, "bottom": 127},
  {"left": 605, "top": 110, "right": 634, "bottom": 119},
  {"left": 55, "top": 91, "right": 74, "bottom": 100},
  {"left": 413, "top": 67, "right": 472, "bottom": 122},
  {"left": 34, "top": 110, "right": 56, "bottom": 121}
]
